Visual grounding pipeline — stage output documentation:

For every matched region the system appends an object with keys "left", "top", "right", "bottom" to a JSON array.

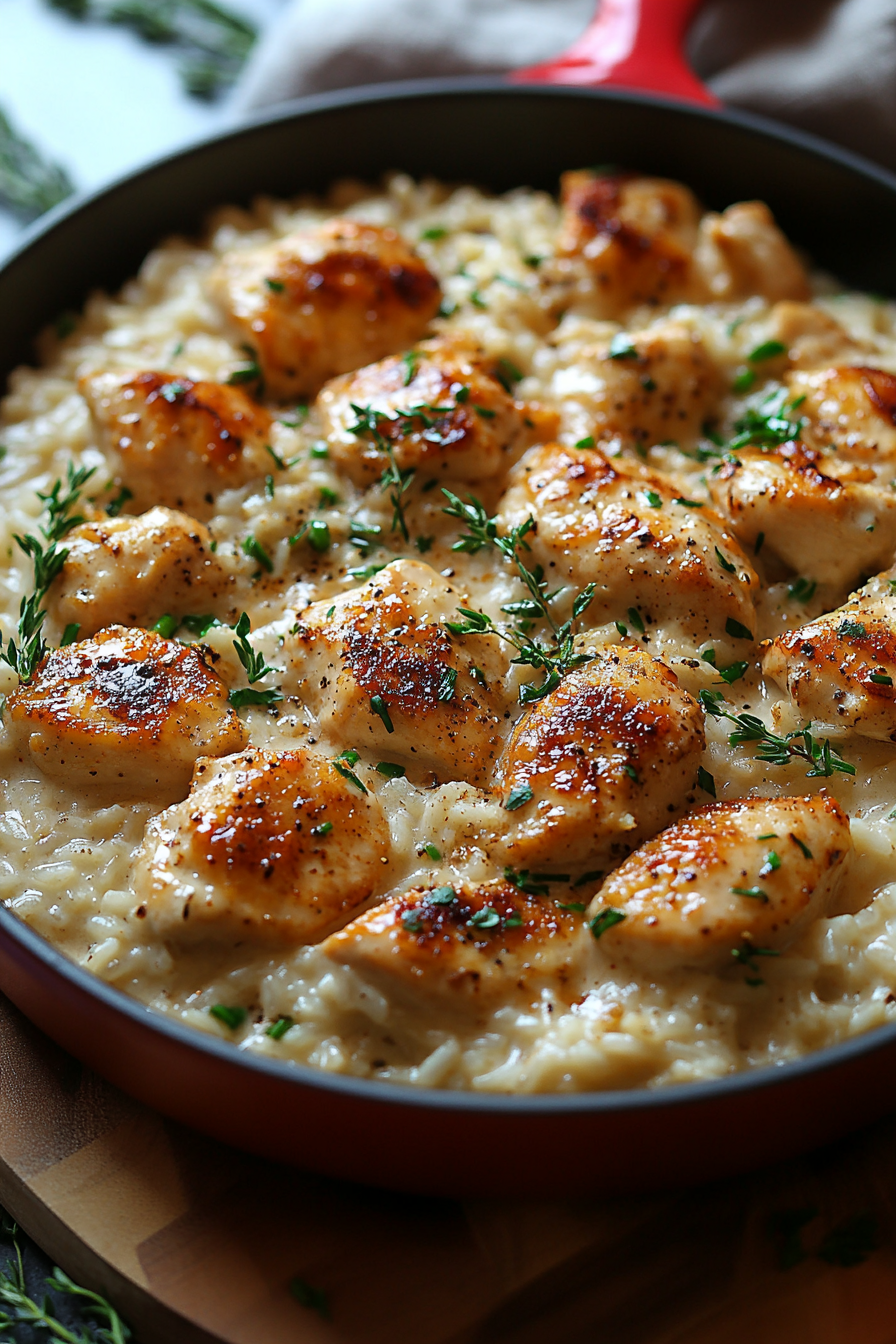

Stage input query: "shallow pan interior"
[{"left": 2, "top": 79, "right": 896, "bottom": 1196}]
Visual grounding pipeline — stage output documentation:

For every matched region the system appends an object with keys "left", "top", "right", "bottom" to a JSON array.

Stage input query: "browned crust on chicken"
[
  {"left": 322, "top": 877, "right": 583, "bottom": 1011},
  {"left": 208, "top": 219, "right": 442, "bottom": 399},
  {"left": 135, "top": 746, "right": 390, "bottom": 943},
  {"left": 8, "top": 626, "right": 245, "bottom": 796},
  {"left": 81, "top": 371, "right": 273, "bottom": 518}
]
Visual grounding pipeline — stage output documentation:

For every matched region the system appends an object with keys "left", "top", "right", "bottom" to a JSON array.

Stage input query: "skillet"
[{"left": 2, "top": 0, "right": 896, "bottom": 1197}]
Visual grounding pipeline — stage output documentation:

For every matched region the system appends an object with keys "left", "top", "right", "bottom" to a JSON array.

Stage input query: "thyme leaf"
[{"left": 699, "top": 689, "right": 855, "bottom": 778}]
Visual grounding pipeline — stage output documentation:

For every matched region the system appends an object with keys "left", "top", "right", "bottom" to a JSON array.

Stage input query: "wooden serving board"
[{"left": 0, "top": 991, "right": 895, "bottom": 1344}]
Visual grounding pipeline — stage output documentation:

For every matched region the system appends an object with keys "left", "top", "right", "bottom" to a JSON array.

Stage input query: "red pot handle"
[{"left": 511, "top": 0, "right": 719, "bottom": 109}]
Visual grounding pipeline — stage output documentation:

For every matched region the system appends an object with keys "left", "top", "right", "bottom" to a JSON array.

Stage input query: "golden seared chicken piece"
[
  {"left": 708, "top": 441, "right": 896, "bottom": 587},
  {"left": 494, "top": 647, "right": 705, "bottom": 873},
  {"left": 498, "top": 444, "right": 759, "bottom": 654},
  {"left": 208, "top": 219, "right": 441, "bottom": 400},
  {"left": 692, "top": 201, "right": 810, "bottom": 303},
  {"left": 763, "top": 568, "right": 896, "bottom": 740},
  {"left": 789, "top": 366, "right": 896, "bottom": 464},
  {"left": 590, "top": 794, "right": 852, "bottom": 973},
  {"left": 49, "top": 507, "right": 227, "bottom": 638},
  {"left": 81, "top": 371, "right": 272, "bottom": 519},
  {"left": 321, "top": 877, "right": 584, "bottom": 1012},
  {"left": 766, "top": 303, "right": 862, "bottom": 371},
  {"left": 317, "top": 336, "right": 552, "bottom": 486},
  {"left": 555, "top": 170, "right": 703, "bottom": 316},
  {"left": 7, "top": 627, "right": 245, "bottom": 798},
  {"left": 133, "top": 747, "right": 390, "bottom": 944},
  {"left": 286, "top": 559, "right": 506, "bottom": 785},
  {"left": 546, "top": 318, "right": 725, "bottom": 451}
]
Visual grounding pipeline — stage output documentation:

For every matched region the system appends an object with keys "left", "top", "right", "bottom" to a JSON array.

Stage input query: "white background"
[{"left": 0, "top": 0, "right": 284, "bottom": 258}]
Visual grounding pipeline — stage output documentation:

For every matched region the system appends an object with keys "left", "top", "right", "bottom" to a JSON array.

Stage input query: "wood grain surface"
[{"left": 0, "top": 990, "right": 894, "bottom": 1344}]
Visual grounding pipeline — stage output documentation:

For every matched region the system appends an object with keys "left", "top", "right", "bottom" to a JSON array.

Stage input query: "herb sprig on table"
[
  {"left": 46, "top": 0, "right": 258, "bottom": 100},
  {"left": 441, "top": 490, "right": 596, "bottom": 703},
  {"left": 0, "top": 1210, "right": 131, "bottom": 1342},
  {"left": 0, "top": 105, "right": 74, "bottom": 220}
]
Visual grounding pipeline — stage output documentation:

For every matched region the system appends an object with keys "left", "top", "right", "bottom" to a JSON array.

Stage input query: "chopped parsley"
[
  {"left": 311, "top": 821, "right": 333, "bottom": 837},
  {"left": 838, "top": 619, "right": 866, "bottom": 638},
  {"left": 725, "top": 617, "right": 754, "bottom": 641},
  {"left": 242, "top": 533, "right": 273, "bottom": 573},
  {"left": 697, "top": 766, "right": 716, "bottom": 797},
  {"left": 423, "top": 844, "right": 441, "bottom": 860},
  {"left": 788, "top": 576, "right": 817, "bottom": 604},
  {"left": 264, "top": 277, "right": 285, "bottom": 292},
  {"left": 370, "top": 695, "right": 394, "bottom": 733},
  {"left": 608, "top": 333, "right": 638, "bottom": 360},
  {"left": 437, "top": 666, "right": 458, "bottom": 702},
  {"left": 715, "top": 546, "right": 736, "bottom": 574},
  {"left": 731, "top": 886, "right": 769, "bottom": 903},
  {"left": 468, "top": 906, "right": 500, "bottom": 929},
  {"left": 376, "top": 761, "right": 405, "bottom": 778},
  {"left": 266, "top": 1015, "right": 293, "bottom": 1039},
  {"left": 151, "top": 613, "right": 179, "bottom": 639},
  {"left": 209, "top": 1004, "right": 246, "bottom": 1030},
  {"left": 332, "top": 749, "right": 367, "bottom": 793},
  {"left": 575, "top": 435, "right": 595, "bottom": 449},
  {"left": 430, "top": 885, "right": 456, "bottom": 904},
  {"left": 588, "top": 908, "right": 626, "bottom": 939},
  {"left": 505, "top": 783, "right": 534, "bottom": 811},
  {"left": 748, "top": 339, "right": 787, "bottom": 363}
]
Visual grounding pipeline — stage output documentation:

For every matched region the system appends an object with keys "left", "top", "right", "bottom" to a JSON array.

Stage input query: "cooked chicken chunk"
[
  {"left": 494, "top": 647, "right": 705, "bottom": 873},
  {"left": 692, "top": 201, "right": 810, "bottom": 304},
  {"left": 554, "top": 170, "right": 702, "bottom": 316},
  {"left": 7, "top": 626, "right": 245, "bottom": 797},
  {"left": 49, "top": 507, "right": 227, "bottom": 638},
  {"left": 545, "top": 319, "right": 725, "bottom": 451},
  {"left": 317, "top": 336, "right": 549, "bottom": 486},
  {"left": 590, "top": 794, "right": 852, "bottom": 973},
  {"left": 133, "top": 747, "right": 390, "bottom": 944},
  {"left": 498, "top": 444, "right": 759, "bottom": 654},
  {"left": 286, "top": 559, "right": 506, "bottom": 785},
  {"left": 763, "top": 568, "right": 896, "bottom": 739},
  {"left": 790, "top": 366, "right": 896, "bottom": 465},
  {"left": 321, "top": 877, "right": 584, "bottom": 1012},
  {"left": 766, "top": 303, "right": 862, "bottom": 371},
  {"left": 553, "top": 172, "right": 808, "bottom": 316},
  {"left": 208, "top": 219, "right": 441, "bottom": 400},
  {"left": 81, "top": 371, "right": 272, "bottom": 519},
  {"left": 708, "top": 441, "right": 896, "bottom": 587}
]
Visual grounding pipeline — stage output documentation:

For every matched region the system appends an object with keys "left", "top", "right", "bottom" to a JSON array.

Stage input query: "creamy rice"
[{"left": 2, "top": 172, "right": 896, "bottom": 1093}]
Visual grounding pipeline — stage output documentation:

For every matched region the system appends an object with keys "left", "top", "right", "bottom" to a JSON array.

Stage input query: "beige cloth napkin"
[{"left": 234, "top": 0, "right": 896, "bottom": 172}]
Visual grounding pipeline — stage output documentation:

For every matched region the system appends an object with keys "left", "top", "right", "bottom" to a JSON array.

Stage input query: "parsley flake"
[{"left": 505, "top": 784, "right": 534, "bottom": 811}]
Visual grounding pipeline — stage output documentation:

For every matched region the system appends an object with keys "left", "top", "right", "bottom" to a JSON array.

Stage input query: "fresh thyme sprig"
[
  {"left": 0, "top": 105, "right": 74, "bottom": 220},
  {"left": 442, "top": 489, "right": 595, "bottom": 703},
  {"left": 348, "top": 392, "right": 472, "bottom": 542},
  {"left": 699, "top": 689, "right": 855, "bottom": 778},
  {"left": 2, "top": 463, "right": 95, "bottom": 681},
  {"left": 0, "top": 1212, "right": 131, "bottom": 1342},
  {"left": 46, "top": 0, "right": 257, "bottom": 100},
  {"left": 229, "top": 611, "right": 283, "bottom": 708}
]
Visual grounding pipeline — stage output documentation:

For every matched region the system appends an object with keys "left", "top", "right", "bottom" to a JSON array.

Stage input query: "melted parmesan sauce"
[{"left": 1, "top": 172, "right": 896, "bottom": 1093}]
